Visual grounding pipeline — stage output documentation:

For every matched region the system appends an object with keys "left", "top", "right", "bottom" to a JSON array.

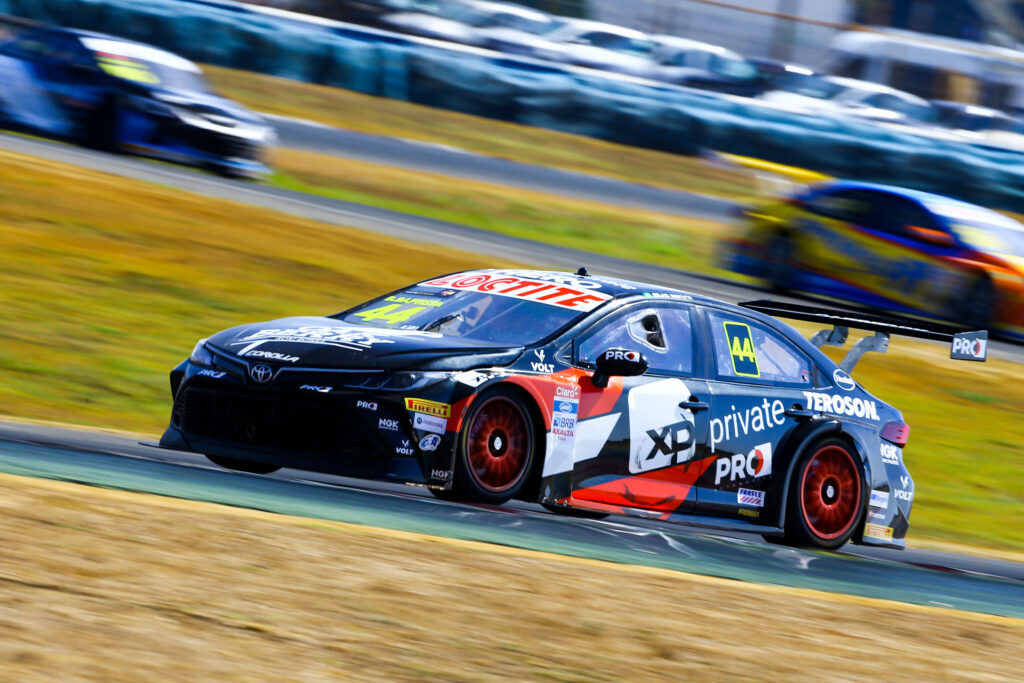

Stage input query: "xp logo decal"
[
  {"left": 628, "top": 379, "right": 697, "bottom": 474},
  {"left": 249, "top": 363, "right": 273, "bottom": 384},
  {"left": 723, "top": 322, "right": 759, "bottom": 377}
]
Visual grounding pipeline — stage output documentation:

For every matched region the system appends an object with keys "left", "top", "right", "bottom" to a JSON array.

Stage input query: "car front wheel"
[{"left": 451, "top": 388, "right": 535, "bottom": 505}]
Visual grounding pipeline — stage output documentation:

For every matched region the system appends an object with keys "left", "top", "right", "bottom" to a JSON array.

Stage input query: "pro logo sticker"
[{"left": 723, "top": 322, "right": 759, "bottom": 377}]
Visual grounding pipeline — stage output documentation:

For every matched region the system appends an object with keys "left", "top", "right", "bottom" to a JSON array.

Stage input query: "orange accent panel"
[{"left": 572, "top": 457, "right": 715, "bottom": 513}]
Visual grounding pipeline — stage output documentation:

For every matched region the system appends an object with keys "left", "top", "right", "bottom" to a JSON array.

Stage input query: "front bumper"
[{"left": 161, "top": 362, "right": 461, "bottom": 486}]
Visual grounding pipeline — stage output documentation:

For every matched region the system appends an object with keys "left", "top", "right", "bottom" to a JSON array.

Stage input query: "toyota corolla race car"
[
  {"left": 159, "top": 269, "right": 985, "bottom": 550},
  {"left": 720, "top": 180, "right": 1024, "bottom": 339},
  {"left": 0, "top": 25, "right": 274, "bottom": 176}
]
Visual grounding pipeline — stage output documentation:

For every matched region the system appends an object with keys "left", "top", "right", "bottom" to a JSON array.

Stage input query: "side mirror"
[
  {"left": 906, "top": 225, "right": 956, "bottom": 247},
  {"left": 592, "top": 348, "right": 648, "bottom": 388}
]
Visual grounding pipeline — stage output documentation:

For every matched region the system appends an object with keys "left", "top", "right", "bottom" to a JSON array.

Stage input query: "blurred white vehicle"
[
  {"left": 524, "top": 19, "right": 656, "bottom": 76},
  {"left": 761, "top": 75, "right": 933, "bottom": 124},
  {"left": 378, "top": 0, "right": 559, "bottom": 48},
  {"left": 648, "top": 35, "right": 759, "bottom": 95}
]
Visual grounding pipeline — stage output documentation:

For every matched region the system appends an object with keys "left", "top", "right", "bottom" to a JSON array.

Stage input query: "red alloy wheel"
[
  {"left": 466, "top": 396, "right": 530, "bottom": 493},
  {"left": 799, "top": 444, "right": 862, "bottom": 541}
]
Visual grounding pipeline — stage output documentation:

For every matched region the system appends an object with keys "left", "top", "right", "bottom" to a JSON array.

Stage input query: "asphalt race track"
[{"left": 0, "top": 420, "right": 1021, "bottom": 618}]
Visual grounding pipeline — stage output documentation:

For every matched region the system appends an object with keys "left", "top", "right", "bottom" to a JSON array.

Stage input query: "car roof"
[
  {"left": 53, "top": 27, "right": 200, "bottom": 72},
  {"left": 460, "top": 0, "right": 551, "bottom": 20},
  {"left": 809, "top": 180, "right": 1016, "bottom": 222},
  {"left": 547, "top": 19, "right": 649, "bottom": 40},
  {"left": 651, "top": 34, "right": 739, "bottom": 58},
  {"left": 450, "top": 268, "right": 724, "bottom": 306}
]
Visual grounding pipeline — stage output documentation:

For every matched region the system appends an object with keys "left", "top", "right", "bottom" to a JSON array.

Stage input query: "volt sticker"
[{"left": 723, "top": 322, "right": 759, "bottom": 377}]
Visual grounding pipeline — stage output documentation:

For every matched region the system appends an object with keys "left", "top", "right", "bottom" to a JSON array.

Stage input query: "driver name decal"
[{"left": 419, "top": 272, "right": 612, "bottom": 311}]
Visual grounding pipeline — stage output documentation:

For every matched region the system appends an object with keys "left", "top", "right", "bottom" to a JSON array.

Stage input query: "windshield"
[
  {"left": 773, "top": 72, "right": 846, "bottom": 99},
  {"left": 338, "top": 271, "right": 611, "bottom": 345},
  {"left": 709, "top": 54, "right": 756, "bottom": 78},
  {"left": 938, "top": 205, "right": 1024, "bottom": 257},
  {"left": 81, "top": 37, "right": 211, "bottom": 92}
]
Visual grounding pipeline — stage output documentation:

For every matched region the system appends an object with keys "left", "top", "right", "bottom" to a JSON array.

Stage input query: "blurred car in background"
[
  {"left": 379, "top": 0, "right": 560, "bottom": 49},
  {"left": 522, "top": 19, "right": 656, "bottom": 76},
  {"left": 0, "top": 25, "right": 275, "bottom": 176},
  {"left": 721, "top": 180, "right": 1024, "bottom": 337},
  {"left": 649, "top": 35, "right": 760, "bottom": 96},
  {"left": 760, "top": 75, "right": 933, "bottom": 125},
  {"left": 927, "top": 101, "right": 1024, "bottom": 150}
]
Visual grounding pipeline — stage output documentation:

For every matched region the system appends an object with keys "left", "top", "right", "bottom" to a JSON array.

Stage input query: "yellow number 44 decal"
[
  {"left": 723, "top": 322, "right": 760, "bottom": 377},
  {"left": 351, "top": 303, "right": 425, "bottom": 326}
]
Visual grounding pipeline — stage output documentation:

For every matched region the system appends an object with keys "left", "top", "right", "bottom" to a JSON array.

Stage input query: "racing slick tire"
[
  {"left": 205, "top": 454, "right": 281, "bottom": 475},
  {"left": 450, "top": 388, "right": 536, "bottom": 505},
  {"left": 763, "top": 233, "right": 795, "bottom": 293},
  {"left": 781, "top": 437, "right": 864, "bottom": 550},
  {"left": 84, "top": 96, "right": 121, "bottom": 153}
]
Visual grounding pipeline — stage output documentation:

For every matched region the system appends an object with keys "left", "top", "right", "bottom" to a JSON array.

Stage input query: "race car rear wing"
[{"left": 740, "top": 300, "right": 988, "bottom": 372}]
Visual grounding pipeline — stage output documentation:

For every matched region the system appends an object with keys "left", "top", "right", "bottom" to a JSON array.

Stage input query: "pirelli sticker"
[
  {"left": 404, "top": 398, "right": 451, "bottom": 419},
  {"left": 864, "top": 523, "right": 894, "bottom": 541},
  {"left": 723, "top": 322, "right": 759, "bottom": 378}
]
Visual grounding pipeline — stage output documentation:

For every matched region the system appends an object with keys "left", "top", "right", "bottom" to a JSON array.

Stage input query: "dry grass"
[
  {"left": 205, "top": 64, "right": 756, "bottom": 198},
  {"left": 0, "top": 147, "right": 507, "bottom": 430},
  {"left": 0, "top": 474, "right": 1020, "bottom": 681},
  {"left": 270, "top": 147, "right": 730, "bottom": 272}
]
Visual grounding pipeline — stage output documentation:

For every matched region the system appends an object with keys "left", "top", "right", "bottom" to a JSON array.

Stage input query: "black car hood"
[{"left": 207, "top": 316, "right": 522, "bottom": 370}]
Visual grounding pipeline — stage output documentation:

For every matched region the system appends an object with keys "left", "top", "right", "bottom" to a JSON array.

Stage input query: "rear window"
[{"left": 338, "top": 271, "right": 611, "bottom": 345}]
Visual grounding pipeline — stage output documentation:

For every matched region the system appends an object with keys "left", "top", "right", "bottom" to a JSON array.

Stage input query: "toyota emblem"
[{"left": 249, "top": 363, "right": 273, "bottom": 384}]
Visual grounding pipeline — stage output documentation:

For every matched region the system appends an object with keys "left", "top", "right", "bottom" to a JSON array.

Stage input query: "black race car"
[
  {"left": 159, "top": 269, "right": 986, "bottom": 549},
  {"left": 0, "top": 25, "right": 275, "bottom": 176}
]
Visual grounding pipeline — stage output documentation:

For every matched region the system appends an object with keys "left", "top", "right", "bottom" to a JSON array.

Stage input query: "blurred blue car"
[{"left": 0, "top": 25, "right": 275, "bottom": 176}]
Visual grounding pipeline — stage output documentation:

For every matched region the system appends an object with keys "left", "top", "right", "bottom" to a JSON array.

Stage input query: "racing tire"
[
  {"left": 84, "top": 97, "right": 121, "bottom": 153},
  {"left": 205, "top": 454, "right": 281, "bottom": 475},
  {"left": 952, "top": 275, "right": 995, "bottom": 331},
  {"left": 781, "top": 437, "right": 864, "bottom": 550},
  {"left": 450, "top": 388, "right": 536, "bottom": 505},
  {"left": 763, "top": 233, "right": 795, "bottom": 293},
  {"left": 541, "top": 503, "right": 609, "bottom": 520}
]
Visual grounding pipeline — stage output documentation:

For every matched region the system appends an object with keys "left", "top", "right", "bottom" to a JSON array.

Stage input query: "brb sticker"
[{"left": 723, "top": 322, "right": 759, "bottom": 377}]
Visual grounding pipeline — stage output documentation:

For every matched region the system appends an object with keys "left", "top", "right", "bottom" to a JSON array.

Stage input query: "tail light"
[{"left": 881, "top": 421, "right": 910, "bottom": 447}]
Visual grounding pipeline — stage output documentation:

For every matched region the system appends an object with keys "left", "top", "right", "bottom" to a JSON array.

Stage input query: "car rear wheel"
[
  {"left": 451, "top": 388, "right": 535, "bottom": 505},
  {"left": 783, "top": 438, "right": 863, "bottom": 550},
  {"left": 205, "top": 454, "right": 281, "bottom": 475}
]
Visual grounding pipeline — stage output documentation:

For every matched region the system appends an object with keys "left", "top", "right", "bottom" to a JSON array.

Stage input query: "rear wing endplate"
[{"left": 740, "top": 300, "right": 988, "bottom": 372}]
